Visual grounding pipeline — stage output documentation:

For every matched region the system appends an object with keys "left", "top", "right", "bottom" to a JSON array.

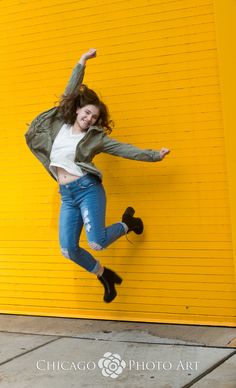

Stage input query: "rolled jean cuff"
[
  {"left": 120, "top": 222, "right": 129, "bottom": 234},
  {"left": 90, "top": 260, "right": 101, "bottom": 274}
]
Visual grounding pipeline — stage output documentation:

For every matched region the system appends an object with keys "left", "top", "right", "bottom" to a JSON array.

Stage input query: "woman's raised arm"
[{"left": 63, "top": 48, "right": 97, "bottom": 96}]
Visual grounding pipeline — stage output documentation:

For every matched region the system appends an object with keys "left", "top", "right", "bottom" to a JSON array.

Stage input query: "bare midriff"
[{"left": 57, "top": 167, "right": 83, "bottom": 185}]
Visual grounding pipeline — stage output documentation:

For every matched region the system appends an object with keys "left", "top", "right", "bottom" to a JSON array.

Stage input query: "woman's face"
[{"left": 75, "top": 104, "right": 100, "bottom": 131}]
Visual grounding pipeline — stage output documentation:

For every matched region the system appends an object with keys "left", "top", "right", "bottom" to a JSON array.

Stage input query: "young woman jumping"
[{"left": 25, "top": 48, "right": 170, "bottom": 303}]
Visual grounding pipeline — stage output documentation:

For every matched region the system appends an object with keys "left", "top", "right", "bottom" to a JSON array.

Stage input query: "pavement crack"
[
  {"left": 181, "top": 349, "right": 236, "bottom": 388},
  {"left": 0, "top": 337, "right": 60, "bottom": 367}
]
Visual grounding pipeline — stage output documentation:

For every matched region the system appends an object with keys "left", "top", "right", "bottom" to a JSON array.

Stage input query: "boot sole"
[{"left": 104, "top": 291, "right": 117, "bottom": 303}]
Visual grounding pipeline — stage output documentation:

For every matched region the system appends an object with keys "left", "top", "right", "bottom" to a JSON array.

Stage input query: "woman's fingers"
[
  {"left": 87, "top": 48, "right": 97, "bottom": 58},
  {"left": 160, "top": 148, "right": 171, "bottom": 159}
]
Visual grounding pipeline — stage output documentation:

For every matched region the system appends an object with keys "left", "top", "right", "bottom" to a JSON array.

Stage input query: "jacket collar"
[{"left": 87, "top": 125, "right": 104, "bottom": 133}]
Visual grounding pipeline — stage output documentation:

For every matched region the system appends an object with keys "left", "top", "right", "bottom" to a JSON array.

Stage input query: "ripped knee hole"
[
  {"left": 88, "top": 241, "right": 104, "bottom": 251},
  {"left": 61, "top": 247, "right": 70, "bottom": 258}
]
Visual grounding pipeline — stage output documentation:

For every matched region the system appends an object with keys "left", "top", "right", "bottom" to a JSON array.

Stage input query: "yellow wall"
[
  {"left": 0, "top": 0, "right": 235, "bottom": 326},
  {"left": 214, "top": 0, "right": 236, "bottom": 287}
]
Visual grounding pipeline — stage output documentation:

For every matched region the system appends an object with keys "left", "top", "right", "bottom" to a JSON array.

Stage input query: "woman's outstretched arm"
[
  {"left": 63, "top": 48, "right": 97, "bottom": 96},
  {"left": 102, "top": 135, "right": 170, "bottom": 162}
]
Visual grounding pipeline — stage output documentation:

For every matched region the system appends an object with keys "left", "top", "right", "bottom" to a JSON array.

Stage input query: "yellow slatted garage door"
[{"left": 0, "top": 0, "right": 235, "bottom": 326}]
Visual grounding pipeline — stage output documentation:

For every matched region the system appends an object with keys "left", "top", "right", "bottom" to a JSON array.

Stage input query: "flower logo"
[{"left": 98, "top": 352, "right": 126, "bottom": 379}]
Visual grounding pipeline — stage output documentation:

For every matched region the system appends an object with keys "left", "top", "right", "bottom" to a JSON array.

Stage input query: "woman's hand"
[
  {"left": 159, "top": 147, "right": 170, "bottom": 160},
  {"left": 79, "top": 48, "right": 97, "bottom": 66}
]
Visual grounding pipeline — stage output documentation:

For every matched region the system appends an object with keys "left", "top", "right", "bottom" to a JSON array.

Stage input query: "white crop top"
[{"left": 49, "top": 123, "right": 86, "bottom": 180}]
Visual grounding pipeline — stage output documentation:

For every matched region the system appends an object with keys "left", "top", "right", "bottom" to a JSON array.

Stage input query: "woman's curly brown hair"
[{"left": 57, "top": 84, "right": 113, "bottom": 134}]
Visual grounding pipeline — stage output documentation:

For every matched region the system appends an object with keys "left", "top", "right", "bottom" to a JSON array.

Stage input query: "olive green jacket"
[{"left": 24, "top": 63, "right": 162, "bottom": 181}]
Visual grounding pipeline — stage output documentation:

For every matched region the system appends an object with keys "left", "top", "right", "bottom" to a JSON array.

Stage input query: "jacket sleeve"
[
  {"left": 101, "top": 135, "right": 162, "bottom": 162},
  {"left": 63, "top": 63, "right": 85, "bottom": 96}
]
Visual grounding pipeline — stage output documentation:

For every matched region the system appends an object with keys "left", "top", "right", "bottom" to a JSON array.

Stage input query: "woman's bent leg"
[
  {"left": 59, "top": 198, "right": 100, "bottom": 273},
  {"left": 79, "top": 183, "right": 126, "bottom": 250}
]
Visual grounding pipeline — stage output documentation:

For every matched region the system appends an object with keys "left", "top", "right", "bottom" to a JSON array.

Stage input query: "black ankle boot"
[
  {"left": 122, "top": 207, "right": 144, "bottom": 234},
  {"left": 98, "top": 267, "right": 123, "bottom": 303}
]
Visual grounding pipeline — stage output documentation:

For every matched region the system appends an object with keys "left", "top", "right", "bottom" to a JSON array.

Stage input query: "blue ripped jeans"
[{"left": 58, "top": 174, "right": 127, "bottom": 273}]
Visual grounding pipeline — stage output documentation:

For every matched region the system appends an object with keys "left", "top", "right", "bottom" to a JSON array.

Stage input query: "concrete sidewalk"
[{"left": 0, "top": 314, "right": 235, "bottom": 387}]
